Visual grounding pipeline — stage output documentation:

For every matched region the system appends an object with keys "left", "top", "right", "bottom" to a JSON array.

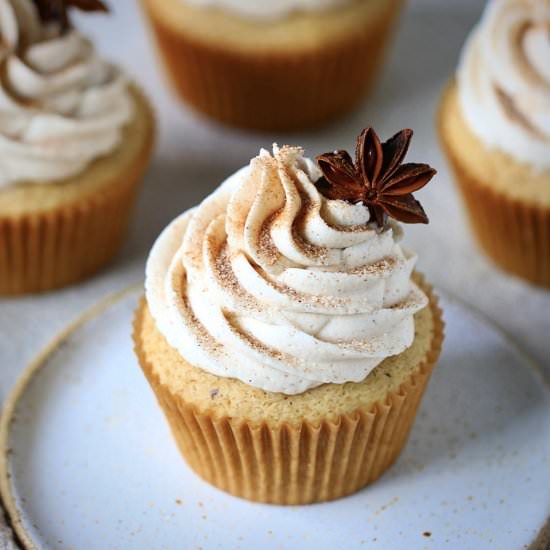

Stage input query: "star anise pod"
[
  {"left": 33, "top": 0, "right": 109, "bottom": 30},
  {"left": 315, "top": 128, "right": 436, "bottom": 227}
]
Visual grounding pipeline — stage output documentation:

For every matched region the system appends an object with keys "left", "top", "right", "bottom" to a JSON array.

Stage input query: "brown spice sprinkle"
[
  {"left": 347, "top": 257, "right": 396, "bottom": 275},
  {"left": 290, "top": 193, "right": 333, "bottom": 261},
  {"left": 495, "top": 85, "right": 545, "bottom": 140},
  {"left": 214, "top": 245, "right": 264, "bottom": 313},
  {"left": 258, "top": 211, "right": 282, "bottom": 266},
  {"left": 390, "top": 292, "right": 422, "bottom": 310},
  {"left": 291, "top": 227, "right": 330, "bottom": 262},
  {"left": 326, "top": 220, "right": 376, "bottom": 233},
  {"left": 179, "top": 273, "right": 224, "bottom": 358},
  {"left": 299, "top": 190, "right": 371, "bottom": 234},
  {"left": 214, "top": 246, "right": 247, "bottom": 299},
  {"left": 253, "top": 263, "right": 350, "bottom": 308},
  {"left": 256, "top": 185, "right": 331, "bottom": 264},
  {"left": 226, "top": 317, "right": 294, "bottom": 364},
  {"left": 339, "top": 338, "right": 379, "bottom": 353},
  {"left": 215, "top": 238, "right": 397, "bottom": 311},
  {"left": 254, "top": 149, "right": 386, "bottom": 268}
]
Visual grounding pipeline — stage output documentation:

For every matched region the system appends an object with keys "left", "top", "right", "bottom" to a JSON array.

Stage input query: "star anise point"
[
  {"left": 33, "top": 0, "right": 109, "bottom": 30},
  {"left": 315, "top": 127, "right": 436, "bottom": 228}
]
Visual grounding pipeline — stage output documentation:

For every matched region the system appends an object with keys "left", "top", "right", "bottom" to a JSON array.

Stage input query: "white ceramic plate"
[{"left": 1, "top": 287, "right": 549, "bottom": 550}]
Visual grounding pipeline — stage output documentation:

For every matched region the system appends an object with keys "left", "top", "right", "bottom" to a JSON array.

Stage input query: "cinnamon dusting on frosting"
[
  {"left": 258, "top": 211, "right": 282, "bottom": 267},
  {"left": 227, "top": 320, "right": 296, "bottom": 365},
  {"left": 145, "top": 144, "right": 430, "bottom": 395},
  {"left": 291, "top": 227, "right": 330, "bottom": 262},
  {"left": 180, "top": 282, "right": 223, "bottom": 359},
  {"left": 495, "top": 86, "right": 547, "bottom": 140},
  {"left": 214, "top": 246, "right": 262, "bottom": 313},
  {"left": 347, "top": 257, "right": 396, "bottom": 275}
]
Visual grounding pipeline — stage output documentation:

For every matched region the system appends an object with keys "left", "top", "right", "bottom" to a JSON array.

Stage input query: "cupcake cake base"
[
  {"left": 142, "top": 0, "right": 403, "bottom": 131},
  {"left": 134, "top": 275, "right": 444, "bottom": 505}
]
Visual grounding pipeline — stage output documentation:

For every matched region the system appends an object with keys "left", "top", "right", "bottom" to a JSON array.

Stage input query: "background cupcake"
[
  {"left": 134, "top": 128, "right": 443, "bottom": 504},
  {"left": 141, "top": 0, "right": 404, "bottom": 131},
  {"left": 0, "top": 0, "right": 155, "bottom": 295},
  {"left": 439, "top": 0, "right": 550, "bottom": 287}
]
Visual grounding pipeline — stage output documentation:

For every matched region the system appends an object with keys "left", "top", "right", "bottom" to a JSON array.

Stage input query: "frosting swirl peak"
[
  {"left": 458, "top": 0, "right": 550, "bottom": 169},
  {"left": 146, "top": 146, "right": 428, "bottom": 395},
  {"left": 0, "top": 0, "right": 133, "bottom": 188}
]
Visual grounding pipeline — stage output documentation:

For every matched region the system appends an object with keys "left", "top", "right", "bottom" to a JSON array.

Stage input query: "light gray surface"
[
  {"left": 0, "top": 0, "right": 549, "bottom": 546},
  {"left": 4, "top": 290, "right": 550, "bottom": 550}
]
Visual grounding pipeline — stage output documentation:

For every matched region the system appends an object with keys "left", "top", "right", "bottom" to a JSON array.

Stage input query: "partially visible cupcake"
[
  {"left": 134, "top": 127, "right": 444, "bottom": 504},
  {"left": 0, "top": 0, "right": 155, "bottom": 295},
  {"left": 439, "top": 0, "right": 550, "bottom": 287},
  {"left": 141, "top": 0, "right": 404, "bottom": 131}
]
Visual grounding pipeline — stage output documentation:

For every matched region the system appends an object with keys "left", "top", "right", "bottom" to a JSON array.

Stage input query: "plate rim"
[
  {"left": 0, "top": 283, "right": 548, "bottom": 550},
  {"left": 0, "top": 283, "right": 142, "bottom": 550}
]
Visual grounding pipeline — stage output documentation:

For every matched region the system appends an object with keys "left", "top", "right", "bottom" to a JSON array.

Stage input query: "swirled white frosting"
[
  {"left": 182, "top": 0, "right": 350, "bottom": 20},
  {"left": 0, "top": 0, "right": 133, "bottom": 188},
  {"left": 457, "top": 0, "right": 550, "bottom": 170},
  {"left": 145, "top": 146, "right": 428, "bottom": 395}
]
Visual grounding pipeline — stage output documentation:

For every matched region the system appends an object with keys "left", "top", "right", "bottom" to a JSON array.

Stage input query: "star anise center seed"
[{"left": 315, "top": 127, "right": 436, "bottom": 227}]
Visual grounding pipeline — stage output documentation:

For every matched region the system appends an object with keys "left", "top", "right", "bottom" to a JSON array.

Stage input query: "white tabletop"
[{"left": 0, "top": 0, "right": 549, "bottom": 546}]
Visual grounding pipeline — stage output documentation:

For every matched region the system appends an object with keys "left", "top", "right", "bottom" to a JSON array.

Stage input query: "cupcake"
[
  {"left": 134, "top": 127, "right": 444, "bottom": 504},
  {"left": 439, "top": 0, "right": 550, "bottom": 287},
  {"left": 0, "top": 0, "right": 155, "bottom": 295},
  {"left": 141, "top": 0, "right": 404, "bottom": 131}
]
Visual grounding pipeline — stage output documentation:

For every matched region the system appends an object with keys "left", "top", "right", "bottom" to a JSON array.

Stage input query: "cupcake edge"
[
  {"left": 141, "top": 0, "right": 404, "bottom": 131},
  {"left": 133, "top": 274, "right": 444, "bottom": 505},
  {"left": 0, "top": 85, "right": 156, "bottom": 295},
  {"left": 438, "top": 81, "right": 550, "bottom": 288}
]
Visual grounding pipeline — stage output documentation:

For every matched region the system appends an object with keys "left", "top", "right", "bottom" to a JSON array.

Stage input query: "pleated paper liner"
[
  {"left": 0, "top": 91, "right": 155, "bottom": 296},
  {"left": 439, "top": 115, "right": 550, "bottom": 289},
  {"left": 134, "top": 277, "right": 444, "bottom": 505},
  {"left": 141, "top": 0, "right": 403, "bottom": 131}
]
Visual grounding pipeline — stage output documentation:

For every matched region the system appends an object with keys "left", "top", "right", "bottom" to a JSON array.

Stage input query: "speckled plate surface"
[{"left": 1, "top": 287, "right": 549, "bottom": 550}]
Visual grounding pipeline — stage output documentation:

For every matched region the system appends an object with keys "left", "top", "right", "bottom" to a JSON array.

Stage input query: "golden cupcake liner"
[
  {"left": 0, "top": 138, "right": 154, "bottom": 295},
  {"left": 142, "top": 1, "right": 403, "bottom": 131},
  {"left": 442, "top": 139, "right": 550, "bottom": 288},
  {"left": 134, "top": 278, "right": 444, "bottom": 505}
]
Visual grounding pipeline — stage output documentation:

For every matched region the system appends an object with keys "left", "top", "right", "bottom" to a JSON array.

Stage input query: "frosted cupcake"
[
  {"left": 134, "top": 127, "right": 443, "bottom": 504},
  {"left": 439, "top": 0, "right": 550, "bottom": 287},
  {"left": 141, "top": 0, "right": 404, "bottom": 131},
  {"left": 0, "top": 0, "right": 155, "bottom": 295}
]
